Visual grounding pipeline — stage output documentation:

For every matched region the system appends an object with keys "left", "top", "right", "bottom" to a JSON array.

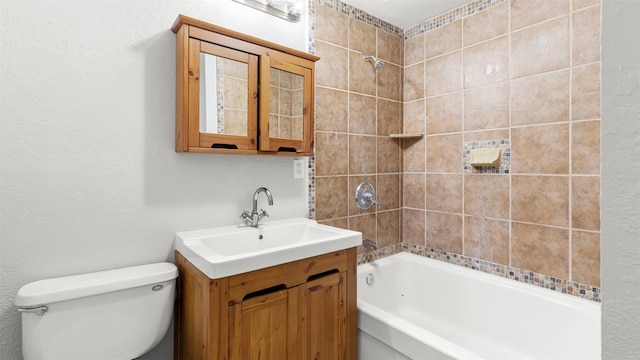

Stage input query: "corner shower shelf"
[{"left": 389, "top": 133, "right": 424, "bottom": 139}]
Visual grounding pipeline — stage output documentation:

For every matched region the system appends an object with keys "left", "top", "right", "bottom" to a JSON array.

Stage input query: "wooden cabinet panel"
[
  {"left": 175, "top": 248, "right": 357, "bottom": 360},
  {"left": 304, "top": 272, "right": 345, "bottom": 359},
  {"left": 229, "top": 290, "right": 289, "bottom": 360}
]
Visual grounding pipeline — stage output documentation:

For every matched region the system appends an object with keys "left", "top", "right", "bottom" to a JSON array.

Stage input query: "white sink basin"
[{"left": 174, "top": 218, "right": 362, "bottom": 279}]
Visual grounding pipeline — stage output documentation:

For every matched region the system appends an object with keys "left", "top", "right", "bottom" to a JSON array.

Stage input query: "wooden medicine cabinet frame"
[{"left": 172, "top": 15, "right": 319, "bottom": 156}]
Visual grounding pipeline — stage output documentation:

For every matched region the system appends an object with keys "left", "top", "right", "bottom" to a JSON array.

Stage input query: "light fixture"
[{"left": 232, "top": 0, "right": 301, "bottom": 22}]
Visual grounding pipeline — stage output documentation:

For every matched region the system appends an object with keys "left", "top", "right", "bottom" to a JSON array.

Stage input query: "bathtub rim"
[
  {"left": 357, "top": 251, "right": 601, "bottom": 359},
  {"left": 358, "top": 252, "right": 601, "bottom": 311}
]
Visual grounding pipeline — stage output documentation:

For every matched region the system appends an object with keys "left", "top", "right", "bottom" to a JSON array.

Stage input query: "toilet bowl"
[{"left": 15, "top": 262, "right": 178, "bottom": 360}]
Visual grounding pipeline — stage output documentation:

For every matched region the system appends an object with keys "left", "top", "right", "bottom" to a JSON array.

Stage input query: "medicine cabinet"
[{"left": 172, "top": 15, "right": 319, "bottom": 155}]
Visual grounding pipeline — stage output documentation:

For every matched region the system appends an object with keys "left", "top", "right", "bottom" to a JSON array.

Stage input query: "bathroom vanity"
[
  {"left": 173, "top": 218, "right": 361, "bottom": 360},
  {"left": 172, "top": 15, "right": 319, "bottom": 156}
]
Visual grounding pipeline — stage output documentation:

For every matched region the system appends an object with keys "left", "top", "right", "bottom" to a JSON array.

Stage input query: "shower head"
[{"left": 362, "top": 54, "right": 385, "bottom": 70}]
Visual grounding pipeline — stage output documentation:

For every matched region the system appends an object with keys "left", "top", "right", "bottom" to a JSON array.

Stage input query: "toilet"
[{"left": 15, "top": 262, "right": 178, "bottom": 360}]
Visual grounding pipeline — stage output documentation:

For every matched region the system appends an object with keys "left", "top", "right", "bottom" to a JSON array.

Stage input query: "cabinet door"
[
  {"left": 229, "top": 290, "right": 289, "bottom": 360},
  {"left": 259, "top": 52, "right": 314, "bottom": 154},
  {"left": 188, "top": 39, "right": 259, "bottom": 151},
  {"left": 293, "top": 272, "right": 346, "bottom": 359}
]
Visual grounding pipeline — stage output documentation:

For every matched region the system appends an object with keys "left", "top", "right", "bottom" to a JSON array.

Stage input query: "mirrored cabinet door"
[
  {"left": 189, "top": 39, "right": 258, "bottom": 151},
  {"left": 260, "top": 56, "right": 313, "bottom": 153}
]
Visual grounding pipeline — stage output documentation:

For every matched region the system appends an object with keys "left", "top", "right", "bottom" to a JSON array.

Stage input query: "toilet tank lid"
[{"left": 15, "top": 262, "right": 178, "bottom": 307}]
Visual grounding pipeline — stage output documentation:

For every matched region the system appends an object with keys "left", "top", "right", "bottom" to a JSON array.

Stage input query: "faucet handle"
[
  {"left": 240, "top": 210, "right": 251, "bottom": 220},
  {"left": 258, "top": 209, "right": 269, "bottom": 219}
]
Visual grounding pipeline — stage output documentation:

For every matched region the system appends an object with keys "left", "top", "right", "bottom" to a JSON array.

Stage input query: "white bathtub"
[{"left": 357, "top": 252, "right": 601, "bottom": 360}]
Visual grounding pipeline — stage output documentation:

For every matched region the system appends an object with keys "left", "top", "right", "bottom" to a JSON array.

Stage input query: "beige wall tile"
[
  {"left": 224, "top": 77, "right": 248, "bottom": 109},
  {"left": 377, "top": 174, "right": 400, "bottom": 210},
  {"left": 349, "top": 213, "right": 376, "bottom": 243},
  {"left": 404, "top": 63, "right": 424, "bottom": 101},
  {"left": 403, "top": 99, "right": 425, "bottom": 134},
  {"left": 572, "top": 176, "right": 601, "bottom": 231},
  {"left": 426, "top": 134, "right": 462, "bottom": 173},
  {"left": 403, "top": 173, "right": 425, "bottom": 209},
  {"left": 403, "top": 209, "right": 426, "bottom": 246},
  {"left": 350, "top": 50, "right": 377, "bottom": 96},
  {"left": 426, "top": 211, "right": 463, "bottom": 253},
  {"left": 349, "top": 93, "right": 377, "bottom": 135},
  {"left": 349, "top": 175, "right": 376, "bottom": 215},
  {"left": 512, "top": 175, "right": 569, "bottom": 227},
  {"left": 378, "top": 63, "right": 402, "bottom": 101},
  {"left": 464, "top": 82, "right": 509, "bottom": 131},
  {"left": 512, "top": 222, "right": 569, "bottom": 279},
  {"left": 425, "top": 51, "right": 462, "bottom": 97},
  {"left": 349, "top": 18, "right": 376, "bottom": 56},
  {"left": 377, "top": 99, "right": 401, "bottom": 135},
  {"left": 315, "top": 41, "right": 348, "bottom": 90},
  {"left": 316, "top": 176, "right": 348, "bottom": 220},
  {"left": 464, "top": 216, "right": 509, "bottom": 265},
  {"left": 279, "top": 89, "right": 293, "bottom": 116},
  {"left": 511, "top": 17, "right": 569, "bottom": 79},
  {"left": 572, "top": 230, "right": 601, "bottom": 286},
  {"left": 511, "top": 70, "right": 570, "bottom": 126},
  {"left": 510, "top": 0, "right": 569, "bottom": 31},
  {"left": 315, "top": 87, "right": 348, "bottom": 132},
  {"left": 426, "top": 174, "right": 462, "bottom": 213},
  {"left": 318, "top": 217, "right": 348, "bottom": 230},
  {"left": 572, "top": 63, "right": 601, "bottom": 120},
  {"left": 405, "top": 34, "right": 425, "bottom": 65},
  {"left": 377, "top": 210, "right": 401, "bottom": 247},
  {"left": 426, "top": 20, "right": 461, "bottom": 59},
  {"left": 224, "top": 110, "right": 247, "bottom": 136},
  {"left": 426, "top": 92, "right": 463, "bottom": 134},
  {"left": 349, "top": 135, "right": 377, "bottom": 175},
  {"left": 463, "top": 2, "right": 509, "bottom": 47},
  {"left": 572, "top": 6, "right": 600, "bottom": 66},
  {"left": 377, "top": 30, "right": 403, "bottom": 66},
  {"left": 572, "top": 120, "right": 600, "bottom": 174},
  {"left": 463, "top": 36, "right": 509, "bottom": 89},
  {"left": 464, "top": 174, "right": 509, "bottom": 219},
  {"left": 511, "top": 123, "right": 570, "bottom": 174},
  {"left": 315, "top": 5, "right": 348, "bottom": 47},
  {"left": 403, "top": 138, "right": 426, "bottom": 172},
  {"left": 377, "top": 137, "right": 400, "bottom": 174},
  {"left": 573, "top": 0, "right": 599, "bottom": 11},
  {"left": 464, "top": 129, "right": 510, "bottom": 142},
  {"left": 315, "top": 132, "right": 348, "bottom": 176}
]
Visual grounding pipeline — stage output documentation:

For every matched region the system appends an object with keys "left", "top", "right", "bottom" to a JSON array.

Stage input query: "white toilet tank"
[{"left": 15, "top": 262, "right": 178, "bottom": 360}]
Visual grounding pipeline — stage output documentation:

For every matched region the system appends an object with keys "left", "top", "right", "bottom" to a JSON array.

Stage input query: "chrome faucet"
[{"left": 240, "top": 187, "right": 274, "bottom": 227}]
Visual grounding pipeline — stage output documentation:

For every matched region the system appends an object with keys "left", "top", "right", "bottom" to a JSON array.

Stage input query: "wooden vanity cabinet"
[
  {"left": 172, "top": 15, "right": 319, "bottom": 156},
  {"left": 174, "top": 248, "right": 358, "bottom": 360}
]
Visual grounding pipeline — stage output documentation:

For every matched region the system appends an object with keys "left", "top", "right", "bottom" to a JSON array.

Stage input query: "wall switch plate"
[{"left": 293, "top": 159, "right": 305, "bottom": 179}]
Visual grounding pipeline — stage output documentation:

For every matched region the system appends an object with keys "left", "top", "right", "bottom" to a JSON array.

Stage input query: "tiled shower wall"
[
  {"left": 402, "top": 0, "right": 601, "bottom": 291},
  {"left": 311, "top": 1, "right": 404, "bottom": 254},
  {"left": 311, "top": 0, "right": 601, "bottom": 300}
]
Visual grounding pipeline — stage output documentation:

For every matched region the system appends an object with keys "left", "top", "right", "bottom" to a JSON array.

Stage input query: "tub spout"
[{"left": 362, "top": 239, "right": 379, "bottom": 252}]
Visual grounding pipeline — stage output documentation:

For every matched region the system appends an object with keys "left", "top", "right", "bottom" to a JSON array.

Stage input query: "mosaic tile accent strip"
[
  {"left": 404, "top": 0, "right": 507, "bottom": 39},
  {"left": 310, "top": 0, "right": 404, "bottom": 37},
  {"left": 395, "top": 244, "right": 601, "bottom": 303},
  {"left": 216, "top": 60, "right": 225, "bottom": 133},
  {"left": 463, "top": 139, "right": 510, "bottom": 174},
  {"left": 307, "top": 155, "right": 316, "bottom": 220},
  {"left": 308, "top": 0, "right": 317, "bottom": 54}
]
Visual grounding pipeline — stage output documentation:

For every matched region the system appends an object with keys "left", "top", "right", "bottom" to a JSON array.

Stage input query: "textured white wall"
[
  {"left": 601, "top": 0, "right": 640, "bottom": 358},
  {"left": 0, "top": 1, "right": 309, "bottom": 359}
]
